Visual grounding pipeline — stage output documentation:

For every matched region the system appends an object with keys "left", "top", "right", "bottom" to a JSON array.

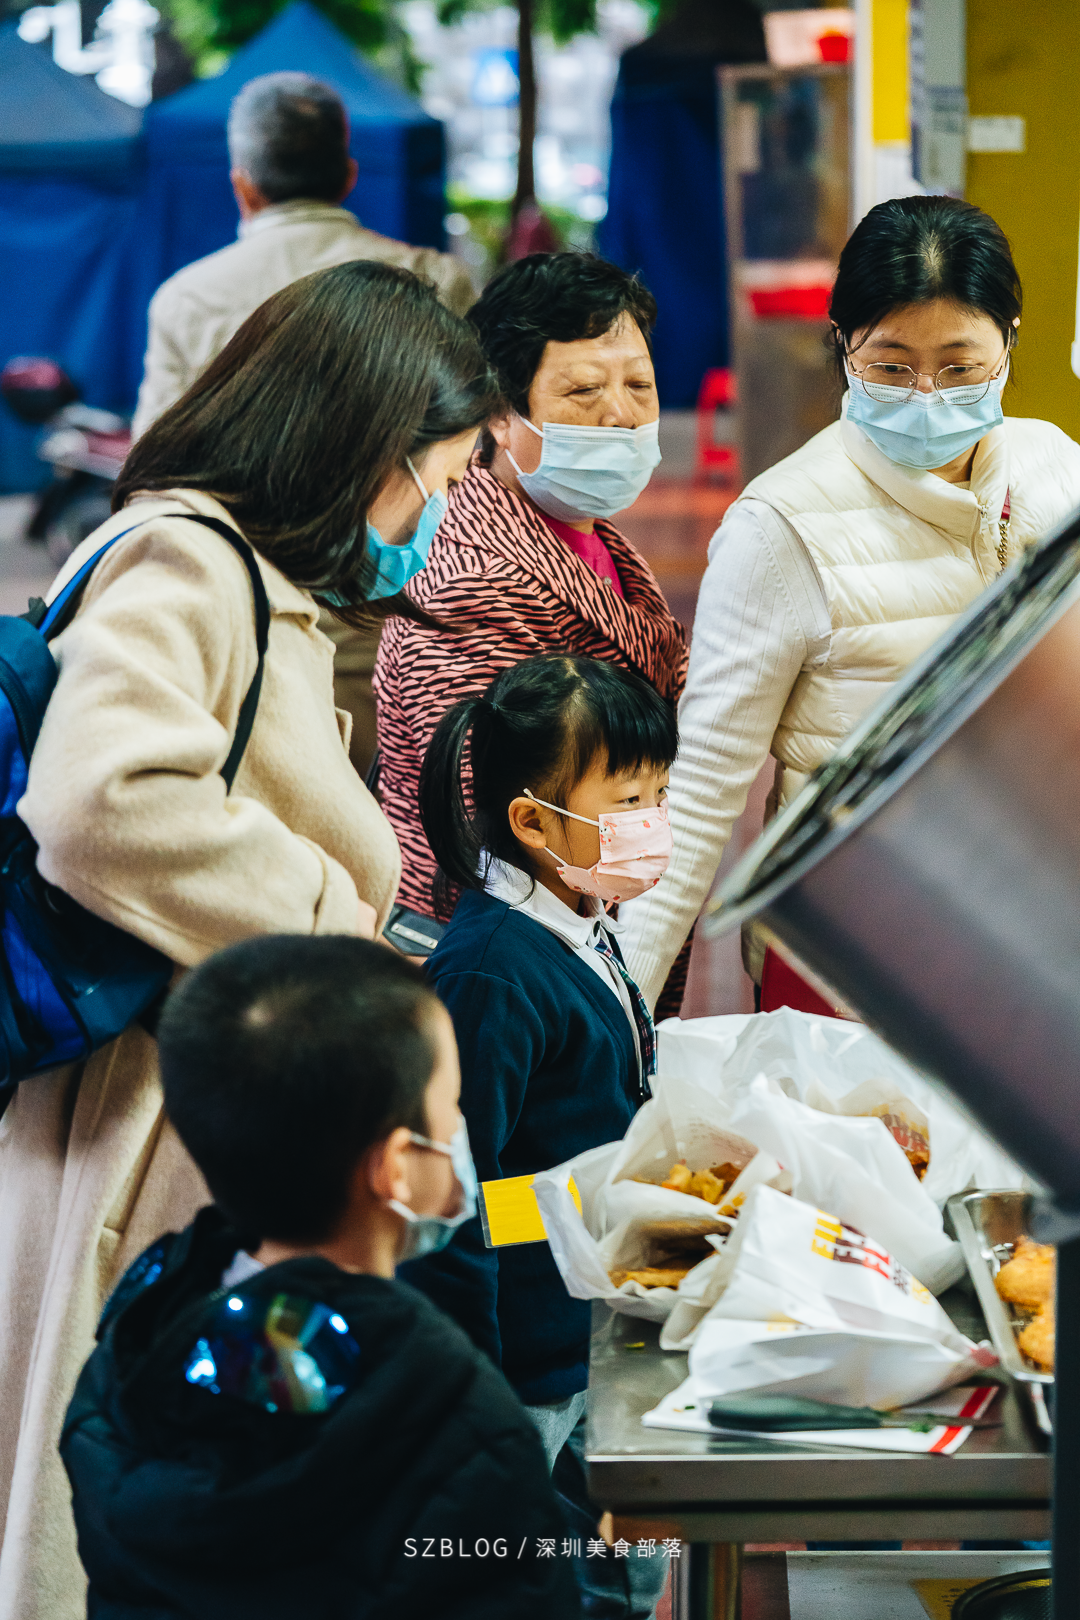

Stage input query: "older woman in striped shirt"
[{"left": 374, "top": 252, "right": 688, "bottom": 933}]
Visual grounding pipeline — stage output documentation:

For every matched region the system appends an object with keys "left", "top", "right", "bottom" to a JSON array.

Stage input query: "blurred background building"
[{"left": 2, "top": 0, "right": 1077, "bottom": 475}]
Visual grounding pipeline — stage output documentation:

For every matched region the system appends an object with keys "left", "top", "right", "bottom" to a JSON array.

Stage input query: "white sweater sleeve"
[{"left": 622, "top": 499, "right": 832, "bottom": 1009}]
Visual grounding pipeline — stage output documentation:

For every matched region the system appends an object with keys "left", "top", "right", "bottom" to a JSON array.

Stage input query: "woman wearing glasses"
[{"left": 622, "top": 194, "right": 1080, "bottom": 1012}]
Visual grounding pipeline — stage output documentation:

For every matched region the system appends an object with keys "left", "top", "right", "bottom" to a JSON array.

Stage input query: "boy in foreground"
[{"left": 61, "top": 937, "right": 580, "bottom": 1619}]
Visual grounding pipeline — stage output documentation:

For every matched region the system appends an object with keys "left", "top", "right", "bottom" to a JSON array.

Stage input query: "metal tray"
[{"left": 947, "top": 1190, "right": 1053, "bottom": 1436}]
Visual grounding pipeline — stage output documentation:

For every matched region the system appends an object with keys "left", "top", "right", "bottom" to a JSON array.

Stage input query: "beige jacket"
[
  {"left": 0, "top": 491, "right": 401, "bottom": 1619},
  {"left": 132, "top": 200, "right": 475, "bottom": 436}
]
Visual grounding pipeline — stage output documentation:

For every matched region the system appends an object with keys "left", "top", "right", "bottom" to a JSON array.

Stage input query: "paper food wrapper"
[
  {"left": 682, "top": 1185, "right": 995, "bottom": 1408},
  {"left": 723, "top": 1075, "right": 962, "bottom": 1293},
  {"left": 533, "top": 1074, "right": 790, "bottom": 1322}
]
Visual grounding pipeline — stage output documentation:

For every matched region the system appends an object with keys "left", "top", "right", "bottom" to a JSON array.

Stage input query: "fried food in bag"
[
  {"left": 804, "top": 1078, "right": 932, "bottom": 1181},
  {"left": 531, "top": 1074, "right": 791, "bottom": 1321},
  {"left": 660, "top": 1160, "right": 743, "bottom": 1205},
  {"left": 610, "top": 1265, "right": 696, "bottom": 1290}
]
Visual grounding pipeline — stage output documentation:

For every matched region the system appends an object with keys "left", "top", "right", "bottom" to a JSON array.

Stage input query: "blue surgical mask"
[
  {"left": 845, "top": 367, "right": 1008, "bottom": 471},
  {"left": 363, "top": 457, "right": 447, "bottom": 600},
  {"left": 507, "top": 416, "right": 662, "bottom": 522},
  {"left": 389, "top": 1118, "right": 478, "bottom": 1263}
]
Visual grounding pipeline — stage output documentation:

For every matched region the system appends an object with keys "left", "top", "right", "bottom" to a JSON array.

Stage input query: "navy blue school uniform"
[{"left": 401, "top": 879, "right": 644, "bottom": 1405}]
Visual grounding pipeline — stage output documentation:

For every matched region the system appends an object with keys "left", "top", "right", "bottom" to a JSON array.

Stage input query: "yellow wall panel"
[
  {"left": 873, "top": 0, "right": 910, "bottom": 142},
  {"left": 966, "top": 0, "right": 1080, "bottom": 437}
]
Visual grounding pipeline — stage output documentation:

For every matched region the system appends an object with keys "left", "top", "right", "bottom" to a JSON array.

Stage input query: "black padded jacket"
[{"left": 61, "top": 1206, "right": 581, "bottom": 1620}]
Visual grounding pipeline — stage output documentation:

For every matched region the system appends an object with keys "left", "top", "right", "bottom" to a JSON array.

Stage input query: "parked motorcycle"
[{"left": 1, "top": 358, "right": 130, "bottom": 566}]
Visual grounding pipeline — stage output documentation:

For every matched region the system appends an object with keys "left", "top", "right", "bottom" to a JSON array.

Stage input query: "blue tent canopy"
[
  {"left": 0, "top": 27, "right": 144, "bottom": 490},
  {"left": 0, "top": 24, "right": 142, "bottom": 180},
  {"left": 0, "top": 5, "right": 448, "bottom": 491},
  {"left": 141, "top": 0, "right": 447, "bottom": 296}
]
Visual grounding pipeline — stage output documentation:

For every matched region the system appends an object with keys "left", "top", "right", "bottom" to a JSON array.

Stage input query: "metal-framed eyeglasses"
[{"left": 847, "top": 352, "right": 1009, "bottom": 406}]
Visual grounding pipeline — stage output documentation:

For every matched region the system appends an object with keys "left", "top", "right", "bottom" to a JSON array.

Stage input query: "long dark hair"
[
  {"left": 420, "top": 653, "right": 678, "bottom": 916},
  {"left": 116, "top": 261, "right": 501, "bottom": 627},
  {"left": 829, "top": 196, "right": 1022, "bottom": 386}
]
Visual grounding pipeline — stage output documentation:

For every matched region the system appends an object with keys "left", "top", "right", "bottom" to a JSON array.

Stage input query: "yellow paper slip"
[
  {"left": 913, "top": 1576, "right": 1051, "bottom": 1619},
  {"left": 479, "top": 1173, "right": 582, "bottom": 1248}
]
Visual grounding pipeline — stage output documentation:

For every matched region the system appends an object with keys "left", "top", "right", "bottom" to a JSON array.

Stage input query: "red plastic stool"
[{"left": 694, "top": 367, "right": 739, "bottom": 485}]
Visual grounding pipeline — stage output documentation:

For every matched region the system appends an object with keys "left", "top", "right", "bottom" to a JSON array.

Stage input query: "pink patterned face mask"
[{"left": 524, "top": 790, "right": 672, "bottom": 903}]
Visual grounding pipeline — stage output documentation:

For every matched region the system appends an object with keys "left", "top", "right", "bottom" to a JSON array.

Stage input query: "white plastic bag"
[
  {"left": 658, "top": 1007, "right": 1031, "bottom": 1210},
  {"left": 725, "top": 1074, "right": 962, "bottom": 1292},
  {"left": 533, "top": 1072, "right": 790, "bottom": 1321},
  {"left": 536, "top": 1007, "right": 1023, "bottom": 1324},
  {"left": 655, "top": 1008, "right": 1040, "bottom": 1291},
  {"left": 685, "top": 1185, "right": 995, "bottom": 1408}
]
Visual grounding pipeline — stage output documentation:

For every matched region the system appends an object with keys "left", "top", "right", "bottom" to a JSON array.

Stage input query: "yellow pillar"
[
  {"left": 872, "top": 0, "right": 909, "bottom": 144},
  {"left": 966, "top": 0, "right": 1080, "bottom": 437}
]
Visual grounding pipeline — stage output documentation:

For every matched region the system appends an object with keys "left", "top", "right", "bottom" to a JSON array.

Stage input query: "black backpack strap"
[
  {"left": 179, "top": 516, "right": 270, "bottom": 792},
  {"left": 40, "top": 510, "right": 271, "bottom": 794}
]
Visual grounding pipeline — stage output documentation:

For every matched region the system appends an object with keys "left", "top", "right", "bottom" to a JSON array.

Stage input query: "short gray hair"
[{"left": 227, "top": 73, "right": 350, "bottom": 204}]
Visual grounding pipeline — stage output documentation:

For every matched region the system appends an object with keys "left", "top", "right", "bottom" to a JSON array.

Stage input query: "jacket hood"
[{"left": 62, "top": 1208, "right": 488, "bottom": 1576}]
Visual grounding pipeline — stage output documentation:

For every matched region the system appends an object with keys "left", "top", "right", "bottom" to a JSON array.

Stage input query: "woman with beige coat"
[{"left": 0, "top": 260, "right": 497, "bottom": 1620}]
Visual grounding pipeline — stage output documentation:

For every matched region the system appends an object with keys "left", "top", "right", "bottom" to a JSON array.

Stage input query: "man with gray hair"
[
  {"left": 133, "top": 73, "right": 474, "bottom": 773},
  {"left": 134, "top": 73, "right": 474, "bottom": 436}
]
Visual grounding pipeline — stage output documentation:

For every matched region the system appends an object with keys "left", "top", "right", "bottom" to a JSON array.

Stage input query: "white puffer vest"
[{"left": 742, "top": 407, "right": 1080, "bottom": 806}]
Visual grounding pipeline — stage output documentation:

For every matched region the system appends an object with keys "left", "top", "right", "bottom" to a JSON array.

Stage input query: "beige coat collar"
[
  {"left": 60, "top": 490, "right": 322, "bottom": 626},
  {"left": 239, "top": 201, "right": 361, "bottom": 241},
  {"left": 839, "top": 393, "right": 1011, "bottom": 544}
]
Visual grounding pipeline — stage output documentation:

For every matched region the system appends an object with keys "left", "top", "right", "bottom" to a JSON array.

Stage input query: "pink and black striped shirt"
[{"left": 374, "top": 463, "right": 688, "bottom": 913}]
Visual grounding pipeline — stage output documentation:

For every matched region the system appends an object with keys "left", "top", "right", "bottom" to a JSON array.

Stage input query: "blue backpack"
[{"left": 0, "top": 512, "right": 269, "bottom": 1108}]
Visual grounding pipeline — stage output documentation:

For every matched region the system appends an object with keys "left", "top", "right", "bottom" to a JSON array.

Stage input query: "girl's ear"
[{"left": 508, "top": 794, "right": 549, "bottom": 852}]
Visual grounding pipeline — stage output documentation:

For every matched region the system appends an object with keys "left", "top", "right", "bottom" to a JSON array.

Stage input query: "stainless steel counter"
[{"left": 585, "top": 1286, "right": 1051, "bottom": 1548}]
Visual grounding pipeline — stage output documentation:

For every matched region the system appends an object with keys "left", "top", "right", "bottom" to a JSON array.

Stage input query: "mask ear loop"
[
  {"left": 523, "top": 788, "right": 599, "bottom": 826},
  {"left": 523, "top": 787, "right": 597, "bottom": 868},
  {"left": 392, "top": 1128, "right": 465, "bottom": 1224},
  {"left": 505, "top": 415, "right": 544, "bottom": 481},
  {"left": 405, "top": 456, "right": 431, "bottom": 502}
]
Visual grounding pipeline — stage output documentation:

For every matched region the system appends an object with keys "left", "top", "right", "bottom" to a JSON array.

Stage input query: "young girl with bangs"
[{"left": 402, "top": 652, "right": 676, "bottom": 1620}]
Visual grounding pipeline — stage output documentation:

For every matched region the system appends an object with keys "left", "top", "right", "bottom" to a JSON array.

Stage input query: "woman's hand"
[{"left": 355, "top": 897, "right": 378, "bottom": 939}]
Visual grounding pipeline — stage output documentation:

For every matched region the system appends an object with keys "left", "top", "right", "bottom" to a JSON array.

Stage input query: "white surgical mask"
[
  {"left": 507, "top": 416, "right": 662, "bottom": 522},
  {"left": 389, "top": 1118, "right": 478, "bottom": 1263},
  {"left": 845, "top": 367, "right": 1008, "bottom": 471}
]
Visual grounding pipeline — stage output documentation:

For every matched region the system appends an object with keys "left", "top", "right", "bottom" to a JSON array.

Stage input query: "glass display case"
[{"left": 720, "top": 61, "right": 853, "bottom": 483}]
